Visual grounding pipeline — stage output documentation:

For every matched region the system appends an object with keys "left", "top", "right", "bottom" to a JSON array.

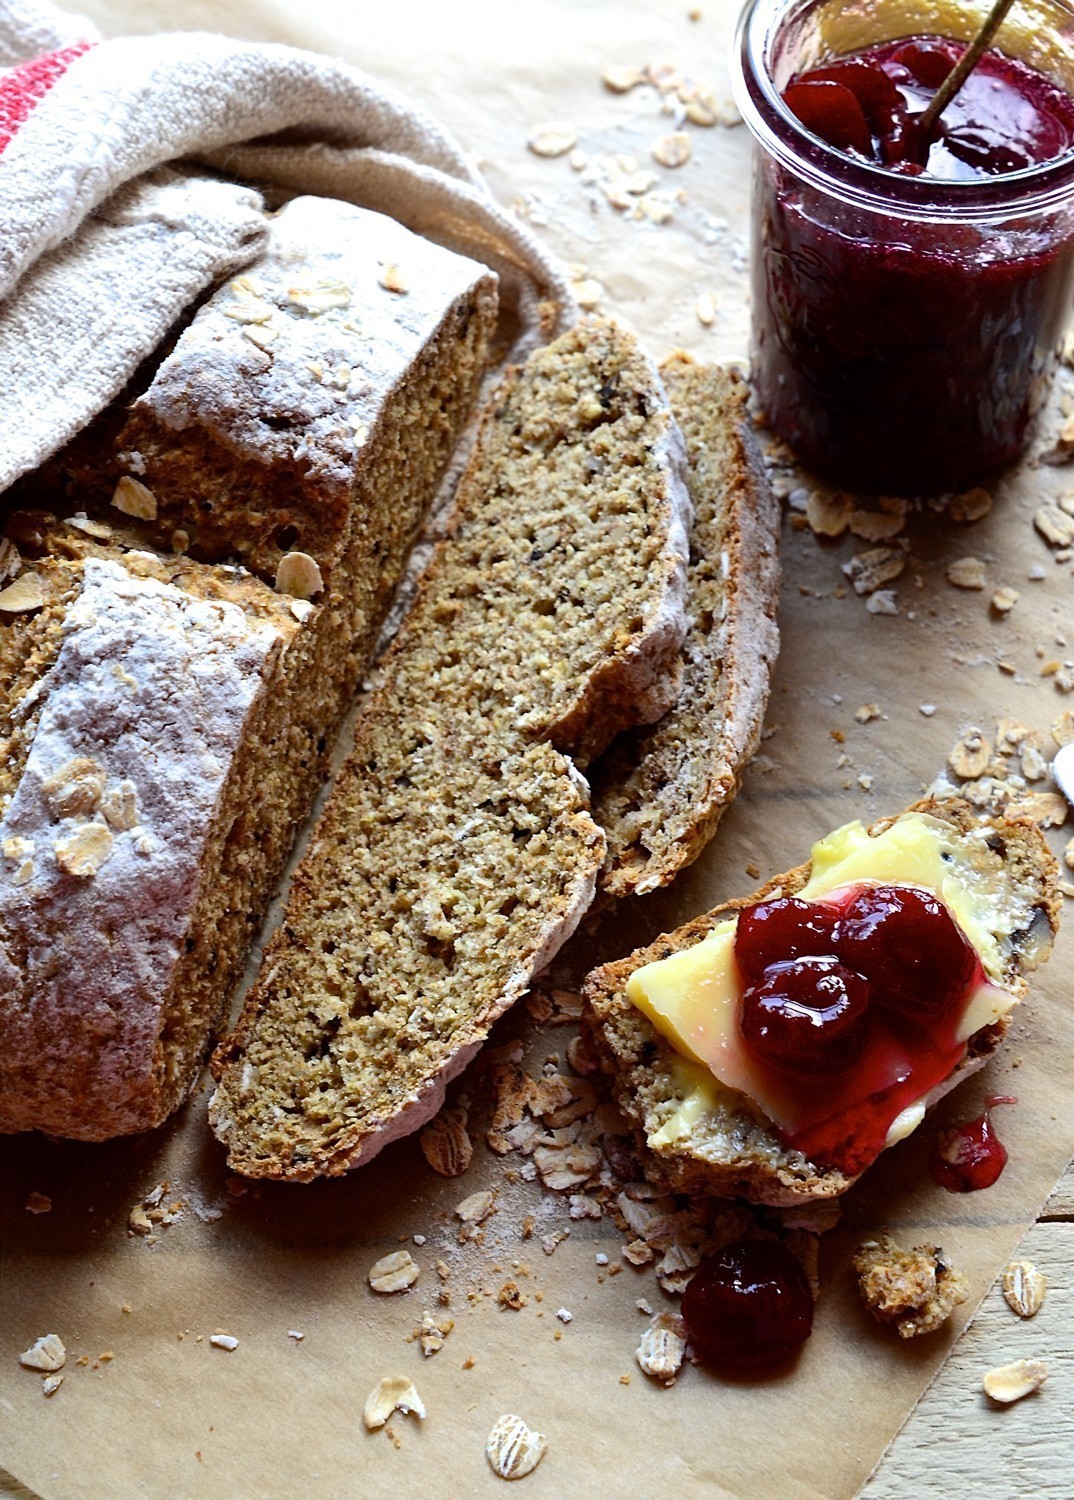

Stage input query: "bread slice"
[
  {"left": 209, "top": 318, "right": 693, "bottom": 1179},
  {"left": 590, "top": 355, "right": 779, "bottom": 896},
  {"left": 581, "top": 798, "right": 1060, "bottom": 1205}
]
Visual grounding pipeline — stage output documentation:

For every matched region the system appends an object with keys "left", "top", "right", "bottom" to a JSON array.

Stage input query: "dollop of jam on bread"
[{"left": 624, "top": 813, "right": 1030, "bottom": 1178}]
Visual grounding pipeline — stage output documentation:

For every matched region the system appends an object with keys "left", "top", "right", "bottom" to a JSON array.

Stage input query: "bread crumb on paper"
[{"left": 853, "top": 1235, "right": 969, "bottom": 1338}]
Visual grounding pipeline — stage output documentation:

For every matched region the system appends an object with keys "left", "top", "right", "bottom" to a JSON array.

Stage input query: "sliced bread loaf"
[
  {"left": 0, "top": 200, "right": 498, "bottom": 1140},
  {"left": 590, "top": 355, "right": 779, "bottom": 896},
  {"left": 581, "top": 798, "right": 1060, "bottom": 1205},
  {"left": 209, "top": 318, "right": 694, "bottom": 1179}
]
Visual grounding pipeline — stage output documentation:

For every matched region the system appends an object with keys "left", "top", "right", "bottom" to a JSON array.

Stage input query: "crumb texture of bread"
[
  {"left": 591, "top": 355, "right": 780, "bottom": 896},
  {"left": 210, "top": 317, "right": 695, "bottom": 1180},
  {"left": 0, "top": 198, "right": 498, "bottom": 1140},
  {"left": 581, "top": 797, "right": 1060, "bottom": 1206},
  {"left": 852, "top": 1234, "right": 969, "bottom": 1338}
]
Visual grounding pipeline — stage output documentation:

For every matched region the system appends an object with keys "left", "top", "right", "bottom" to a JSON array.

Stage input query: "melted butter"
[{"left": 626, "top": 812, "right": 1019, "bottom": 1157}]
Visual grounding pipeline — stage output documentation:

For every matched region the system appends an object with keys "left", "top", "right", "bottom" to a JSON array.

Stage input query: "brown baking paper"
[{"left": 2, "top": 2, "right": 1073, "bottom": 1497}]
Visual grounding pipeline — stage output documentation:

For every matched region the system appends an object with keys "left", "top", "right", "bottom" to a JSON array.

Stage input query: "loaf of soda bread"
[
  {"left": 581, "top": 798, "right": 1060, "bottom": 1205},
  {"left": 0, "top": 198, "right": 498, "bottom": 1139},
  {"left": 209, "top": 318, "right": 694, "bottom": 1179},
  {"left": 590, "top": 355, "right": 779, "bottom": 897}
]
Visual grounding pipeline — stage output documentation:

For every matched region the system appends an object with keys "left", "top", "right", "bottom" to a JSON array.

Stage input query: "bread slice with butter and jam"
[{"left": 581, "top": 798, "right": 1060, "bottom": 1206}]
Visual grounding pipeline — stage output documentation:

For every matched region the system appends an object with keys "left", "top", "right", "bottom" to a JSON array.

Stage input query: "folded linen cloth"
[{"left": 0, "top": 0, "right": 575, "bottom": 492}]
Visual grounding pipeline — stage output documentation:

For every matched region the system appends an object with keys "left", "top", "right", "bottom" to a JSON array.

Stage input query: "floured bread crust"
[{"left": 581, "top": 797, "right": 1060, "bottom": 1205}]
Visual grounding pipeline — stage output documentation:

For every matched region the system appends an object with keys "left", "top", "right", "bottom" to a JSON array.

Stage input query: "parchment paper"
[{"left": 2, "top": 3, "right": 1072, "bottom": 1497}]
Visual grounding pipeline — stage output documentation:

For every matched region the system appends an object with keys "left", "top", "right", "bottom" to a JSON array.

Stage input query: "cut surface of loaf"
[
  {"left": 590, "top": 355, "right": 780, "bottom": 896},
  {"left": 0, "top": 200, "right": 497, "bottom": 1140},
  {"left": 209, "top": 318, "right": 694, "bottom": 1180},
  {"left": 581, "top": 798, "right": 1060, "bottom": 1206}
]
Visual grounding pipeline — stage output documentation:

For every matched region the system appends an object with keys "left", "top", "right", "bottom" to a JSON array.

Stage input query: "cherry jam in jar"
[{"left": 733, "top": 0, "right": 1074, "bottom": 494}]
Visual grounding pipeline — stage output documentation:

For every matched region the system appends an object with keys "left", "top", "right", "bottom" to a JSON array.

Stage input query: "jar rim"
[{"left": 732, "top": 0, "right": 1074, "bottom": 220}]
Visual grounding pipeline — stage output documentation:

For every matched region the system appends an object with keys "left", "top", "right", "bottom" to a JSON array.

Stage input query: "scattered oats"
[
  {"left": 290, "top": 599, "right": 314, "bottom": 623},
  {"left": 0, "top": 536, "right": 20, "bottom": 585},
  {"left": 1028, "top": 563, "right": 1047, "bottom": 581},
  {"left": 596, "top": 1253, "right": 610, "bottom": 1266},
  {"left": 866, "top": 589, "right": 899, "bottom": 615},
  {"left": 100, "top": 779, "right": 139, "bottom": 831},
  {"left": 919, "top": 703, "right": 936, "bottom": 717},
  {"left": 1021, "top": 744, "right": 1047, "bottom": 781},
  {"left": 1054, "top": 708, "right": 1074, "bottom": 745},
  {"left": 983, "top": 1358, "right": 1048, "bottom": 1403},
  {"left": 54, "top": 821, "right": 113, "bottom": 879},
  {"left": 541, "top": 1230, "right": 570, "bottom": 1255},
  {"left": 527, "top": 121, "right": 578, "bottom": 157},
  {"left": 1035, "top": 504, "right": 1074, "bottom": 547},
  {"left": 636, "top": 1312, "right": 686, "bottom": 1384},
  {"left": 20, "top": 1335, "right": 66, "bottom": 1372},
  {"left": 41, "top": 1374, "right": 63, "bottom": 1396},
  {"left": 568, "top": 1193, "right": 602, "bottom": 1219},
  {"left": 695, "top": 291, "right": 716, "bottom": 326},
  {"left": 854, "top": 703, "right": 881, "bottom": 723},
  {"left": 0, "top": 570, "right": 45, "bottom": 613},
  {"left": 275, "top": 551, "right": 324, "bottom": 600},
  {"left": 421, "top": 1105, "right": 473, "bottom": 1178},
  {"left": 946, "top": 555, "right": 987, "bottom": 590},
  {"left": 551, "top": 989, "right": 584, "bottom": 1020},
  {"left": 843, "top": 547, "right": 905, "bottom": 594},
  {"left": 555, "top": 1307, "right": 573, "bottom": 1323},
  {"left": 42, "top": 757, "right": 105, "bottom": 819},
  {"left": 623, "top": 1238, "right": 655, "bottom": 1266},
  {"left": 364, "top": 1375, "right": 426, "bottom": 1430},
  {"left": 486, "top": 1414, "right": 548, "bottom": 1480},
  {"left": 858, "top": 773, "right": 873, "bottom": 791},
  {"left": 850, "top": 507, "right": 907, "bottom": 542},
  {"left": 242, "top": 324, "right": 279, "bottom": 350},
  {"left": 571, "top": 277, "right": 604, "bottom": 311},
  {"left": 456, "top": 1189, "right": 495, "bottom": 1224},
  {"left": 110, "top": 476, "right": 158, "bottom": 521},
  {"left": 221, "top": 287, "right": 273, "bottom": 323},
  {"left": 210, "top": 1334, "right": 239, "bottom": 1351},
  {"left": 806, "top": 488, "right": 852, "bottom": 537},
  {"left": 25, "top": 1191, "right": 51, "bottom": 1214},
  {"left": 533, "top": 1139, "right": 601, "bottom": 1190},
  {"left": 602, "top": 64, "right": 645, "bottom": 92},
  {"left": 1002, "top": 1261, "right": 1047, "bottom": 1319},
  {"left": 652, "top": 130, "right": 692, "bottom": 167},
  {"left": 853, "top": 1236, "right": 969, "bottom": 1338},
  {"left": 286, "top": 278, "right": 351, "bottom": 315},
  {"left": 948, "top": 727, "right": 992, "bottom": 779},
  {"left": 992, "top": 586, "right": 1020, "bottom": 614},
  {"left": 287, "top": 1330, "right": 304, "bottom": 1341},
  {"left": 65, "top": 514, "right": 113, "bottom": 539},
  {"left": 369, "top": 1250, "right": 420, "bottom": 1293},
  {"left": 1064, "top": 837, "right": 1074, "bottom": 870},
  {"left": 1006, "top": 791, "right": 1067, "bottom": 827},
  {"left": 949, "top": 487, "right": 992, "bottom": 523}
]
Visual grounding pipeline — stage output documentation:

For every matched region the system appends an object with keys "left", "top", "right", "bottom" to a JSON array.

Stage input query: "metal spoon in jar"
[{"left": 1054, "top": 740, "right": 1074, "bottom": 809}]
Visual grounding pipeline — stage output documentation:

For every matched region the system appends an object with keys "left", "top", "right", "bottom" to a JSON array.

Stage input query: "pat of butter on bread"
[{"left": 582, "top": 799, "right": 1059, "bottom": 1205}]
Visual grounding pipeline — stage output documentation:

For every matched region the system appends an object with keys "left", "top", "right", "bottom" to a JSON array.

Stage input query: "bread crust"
[{"left": 581, "top": 797, "right": 1061, "bottom": 1205}]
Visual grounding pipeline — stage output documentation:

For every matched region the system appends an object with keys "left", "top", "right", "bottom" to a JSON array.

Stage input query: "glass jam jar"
[{"left": 732, "top": 0, "right": 1074, "bottom": 494}]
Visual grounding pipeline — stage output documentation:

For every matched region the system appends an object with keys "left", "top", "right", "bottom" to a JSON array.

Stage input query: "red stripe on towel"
[{"left": 0, "top": 41, "right": 95, "bottom": 155}]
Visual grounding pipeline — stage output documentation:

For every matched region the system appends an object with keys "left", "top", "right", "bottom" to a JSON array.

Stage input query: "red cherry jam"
[
  {"left": 681, "top": 1239, "right": 814, "bottom": 1370},
  {"left": 931, "top": 1108, "right": 1009, "bottom": 1191},
  {"left": 734, "top": 884, "right": 985, "bottom": 1176},
  {"left": 747, "top": 32, "right": 1074, "bottom": 493}
]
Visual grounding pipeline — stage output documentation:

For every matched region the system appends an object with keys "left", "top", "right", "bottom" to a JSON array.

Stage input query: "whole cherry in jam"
[
  {"left": 931, "top": 1109, "right": 1009, "bottom": 1191},
  {"left": 734, "top": 894, "right": 841, "bottom": 985},
  {"left": 838, "top": 885, "right": 977, "bottom": 1027},
  {"left": 781, "top": 36, "right": 1074, "bottom": 179},
  {"left": 681, "top": 1240, "right": 814, "bottom": 1371},
  {"left": 740, "top": 955, "right": 870, "bottom": 1076}
]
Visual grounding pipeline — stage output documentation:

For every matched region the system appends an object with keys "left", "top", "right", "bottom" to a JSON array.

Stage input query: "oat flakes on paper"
[
  {"left": 1002, "top": 1260, "right": 1047, "bottom": 1319},
  {"left": 368, "top": 1249, "right": 419, "bottom": 1292},
  {"left": 486, "top": 1414, "right": 548, "bottom": 1480},
  {"left": 363, "top": 1375, "right": 425, "bottom": 1430}
]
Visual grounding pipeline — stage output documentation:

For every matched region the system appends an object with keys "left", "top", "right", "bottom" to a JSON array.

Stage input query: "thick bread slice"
[
  {"left": 591, "top": 356, "right": 780, "bottom": 896},
  {"left": 209, "top": 318, "right": 692, "bottom": 1180},
  {"left": 581, "top": 798, "right": 1060, "bottom": 1206}
]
